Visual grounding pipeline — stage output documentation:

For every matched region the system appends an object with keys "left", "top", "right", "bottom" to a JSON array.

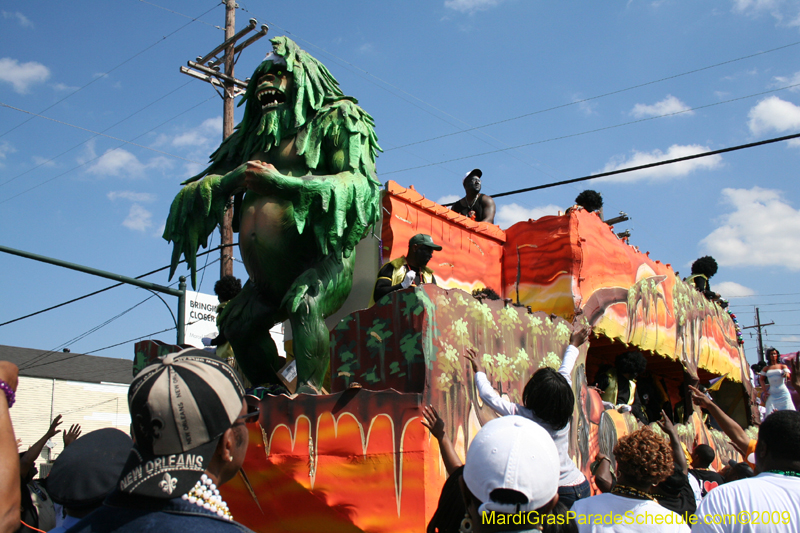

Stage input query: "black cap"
[{"left": 48, "top": 428, "right": 133, "bottom": 509}]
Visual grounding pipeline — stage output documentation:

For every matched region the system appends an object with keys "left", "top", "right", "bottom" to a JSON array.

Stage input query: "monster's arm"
[
  {"left": 163, "top": 165, "right": 247, "bottom": 288},
  {"left": 244, "top": 100, "right": 381, "bottom": 261}
]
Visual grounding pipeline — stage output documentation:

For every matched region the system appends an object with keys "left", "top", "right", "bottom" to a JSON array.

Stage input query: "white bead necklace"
[{"left": 181, "top": 474, "right": 233, "bottom": 521}]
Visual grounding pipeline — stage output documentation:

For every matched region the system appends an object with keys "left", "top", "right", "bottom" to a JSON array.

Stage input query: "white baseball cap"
[{"left": 463, "top": 416, "right": 559, "bottom": 515}]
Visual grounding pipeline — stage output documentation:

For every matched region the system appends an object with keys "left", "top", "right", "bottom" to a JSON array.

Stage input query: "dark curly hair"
[
  {"left": 615, "top": 351, "right": 647, "bottom": 377},
  {"left": 575, "top": 190, "right": 603, "bottom": 213},
  {"left": 214, "top": 275, "right": 242, "bottom": 302},
  {"left": 614, "top": 426, "right": 674, "bottom": 486},
  {"left": 691, "top": 256, "right": 718, "bottom": 278},
  {"left": 523, "top": 367, "right": 575, "bottom": 431},
  {"left": 472, "top": 287, "right": 501, "bottom": 300}
]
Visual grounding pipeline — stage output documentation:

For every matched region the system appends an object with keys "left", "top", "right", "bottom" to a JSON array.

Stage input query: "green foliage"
[{"left": 400, "top": 332, "right": 422, "bottom": 364}]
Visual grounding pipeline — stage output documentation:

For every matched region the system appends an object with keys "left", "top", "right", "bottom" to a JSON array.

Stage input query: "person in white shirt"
[
  {"left": 571, "top": 426, "right": 690, "bottom": 532},
  {"left": 459, "top": 416, "right": 575, "bottom": 533},
  {"left": 466, "top": 317, "right": 592, "bottom": 509},
  {"left": 693, "top": 410, "right": 800, "bottom": 533}
]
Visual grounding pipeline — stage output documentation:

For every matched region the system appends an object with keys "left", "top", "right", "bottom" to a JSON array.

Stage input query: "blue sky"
[{"left": 1, "top": 0, "right": 799, "bottom": 369}]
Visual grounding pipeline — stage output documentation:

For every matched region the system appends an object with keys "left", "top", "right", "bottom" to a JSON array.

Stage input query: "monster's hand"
[
  {"left": 245, "top": 160, "right": 380, "bottom": 260},
  {"left": 163, "top": 173, "right": 232, "bottom": 288}
]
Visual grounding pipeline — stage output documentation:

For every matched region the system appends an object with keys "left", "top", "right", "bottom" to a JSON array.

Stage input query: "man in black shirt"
[
  {"left": 371, "top": 234, "right": 441, "bottom": 306},
  {"left": 450, "top": 169, "right": 496, "bottom": 224}
]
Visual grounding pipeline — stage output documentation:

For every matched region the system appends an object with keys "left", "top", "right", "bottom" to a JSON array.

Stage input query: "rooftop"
[{"left": 0, "top": 345, "right": 132, "bottom": 384}]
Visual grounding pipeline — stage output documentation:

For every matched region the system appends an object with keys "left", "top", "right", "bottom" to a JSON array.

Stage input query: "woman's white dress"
[{"left": 761, "top": 368, "right": 796, "bottom": 417}]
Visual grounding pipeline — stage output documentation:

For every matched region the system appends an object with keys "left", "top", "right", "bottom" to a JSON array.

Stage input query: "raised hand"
[
  {"left": 63, "top": 423, "right": 82, "bottom": 448},
  {"left": 420, "top": 405, "right": 446, "bottom": 441},
  {"left": 46, "top": 414, "right": 63, "bottom": 439},
  {"left": 688, "top": 384, "right": 712, "bottom": 409},
  {"left": 657, "top": 409, "right": 676, "bottom": 436},
  {"left": 465, "top": 348, "right": 482, "bottom": 374}
]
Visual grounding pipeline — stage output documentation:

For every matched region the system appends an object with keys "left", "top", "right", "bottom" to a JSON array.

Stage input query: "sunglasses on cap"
[{"left": 234, "top": 396, "right": 261, "bottom": 424}]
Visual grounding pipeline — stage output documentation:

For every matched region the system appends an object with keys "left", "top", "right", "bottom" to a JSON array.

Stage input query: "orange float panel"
[
  {"left": 503, "top": 209, "right": 748, "bottom": 383},
  {"left": 381, "top": 181, "right": 505, "bottom": 294}
]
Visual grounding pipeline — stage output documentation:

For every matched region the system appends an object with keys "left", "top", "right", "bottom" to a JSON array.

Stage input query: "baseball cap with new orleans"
[
  {"left": 117, "top": 348, "right": 247, "bottom": 499},
  {"left": 463, "top": 415, "right": 560, "bottom": 515},
  {"left": 408, "top": 233, "right": 442, "bottom": 251}
]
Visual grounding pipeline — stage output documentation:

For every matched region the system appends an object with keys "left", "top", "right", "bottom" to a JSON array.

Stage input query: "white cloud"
[
  {"left": 596, "top": 144, "right": 723, "bottom": 183},
  {"left": 495, "top": 203, "right": 563, "bottom": 229},
  {"left": 162, "top": 117, "right": 222, "bottom": 150},
  {"left": 52, "top": 82, "right": 78, "bottom": 92},
  {"left": 715, "top": 281, "right": 756, "bottom": 298},
  {"left": 732, "top": 0, "right": 800, "bottom": 27},
  {"left": 122, "top": 204, "right": 153, "bottom": 232},
  {"left": 85, "top": 148, "right": 147, "bottom": 178},
  {"left": 573, "top": 95, "right": 597, "bottom": 116},
  {"left": 358, "top": 43, "right": 375, "bottom": 54},
  {"left": 0, "top": 57, "right": 50, "bottom": 94},
  {"left": 630, "top": 95, "right": 693, "bottom": 118},
  {"left": 444, "top": 0, "right": 504, "bottom": 13},
  {"left": 780, "top": 335, "right": 800, "bottom": 343},
  {"left": 0, "top": 141, "right": 15, "bottom": 164},
  {"left": 31, "top": 156, "right": 55, "bottom": 167},
  {"left": 747, "top": 96, "right": 800, "bottom": 136},
  {"left": 437, "top": 194, "right": 461, "bottom": 205},
  {"left": 700, "top": 187, "right": 800, "bottom": 270},
  {"left": 2, "top": 11, "right": 33, "bottom": 28},
  {"left": 80, "top": 140, "right": 173, "bottom": 178},
  {"left": 773, "top": 71, "right": 800, "bottom": 91},
  {"left": 107, "top": 191, "right": 156, "bottom": 203}
]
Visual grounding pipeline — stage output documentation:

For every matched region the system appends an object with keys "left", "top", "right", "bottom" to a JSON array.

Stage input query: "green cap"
[{"left": 409, "top": 233, "right": 442, "bottom": 251}]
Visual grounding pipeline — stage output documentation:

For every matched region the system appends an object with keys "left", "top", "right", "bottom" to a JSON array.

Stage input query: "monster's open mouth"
[{"left": 257, "top": 87, "right": 286, "bottom": 110}]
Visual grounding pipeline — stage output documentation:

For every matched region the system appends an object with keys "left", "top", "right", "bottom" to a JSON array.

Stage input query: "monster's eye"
[{"left": 277, "top": 70, "right": 283, "bottom": 76}]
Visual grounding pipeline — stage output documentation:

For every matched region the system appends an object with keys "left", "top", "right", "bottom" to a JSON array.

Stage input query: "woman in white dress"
[{"left": 761, "top": 347, "right": 795, "bottom": 418}]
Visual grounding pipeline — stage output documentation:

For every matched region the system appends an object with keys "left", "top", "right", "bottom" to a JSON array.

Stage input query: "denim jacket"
[{"left": 65, "top": 490, "right": 255, "bottom": 533}]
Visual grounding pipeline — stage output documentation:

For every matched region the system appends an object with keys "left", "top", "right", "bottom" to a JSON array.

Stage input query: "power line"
[
  {"left": 383, "top": 82, "right": 800, "bottom": 177},
  {"left": 0, "top": 244, "right": 233, "bottom": 328},
  {"left": 19, "top": 296, "right": 158, "bottom": 370},
  {"left": 85, "top": 326, "right": 178, "bottom": 356},
  {"left": 0, "top": 102, "right": 204, "bottom": 164},
  {"left": 0, "top": 3, "right": 221, "bottom": 140},
  {"left": 447, "top": 131, "right": 800, "bottom": 202},
  {"left": 726, "top": 292, "right": 800, "bottom": 298},
  {"left": 730, "top": 302, "right": 800, "bottom": 307},
  {"left": 0, "top": 82, "right": 195, "bottom": 189},
  {"left": 138, "top": 0, "right": 224, "bottom": 30},
  {"left": 382, "top": 40, "right": 800, "bottom": 153},
  {"left": 0, "top": 95, "right": 216, "bottom": 205},
  {"left": 237, "top": 5, "right": 800, "bottom": 156}
]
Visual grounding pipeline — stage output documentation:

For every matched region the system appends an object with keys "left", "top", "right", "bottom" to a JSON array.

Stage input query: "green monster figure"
[{"left": 163, "top": 37, "right": 381, "bottom": 393}]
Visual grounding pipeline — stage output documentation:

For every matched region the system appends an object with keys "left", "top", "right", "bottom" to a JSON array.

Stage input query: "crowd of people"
[
  {"left": 2, "top": 350, "right": 258, "bottom": 532},
  {"left": 421, "top": 320, "right": 800, "bottom": 532},
  {"left": 2, "top": 187, "right": 798, "bottom": 532}
]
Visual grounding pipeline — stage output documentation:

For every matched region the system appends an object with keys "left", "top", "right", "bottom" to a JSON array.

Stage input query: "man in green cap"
[{"left": 370, "top": 234, "right": 442, "bottom": 306}]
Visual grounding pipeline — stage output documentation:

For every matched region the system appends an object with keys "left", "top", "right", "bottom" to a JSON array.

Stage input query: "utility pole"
[
  {"left": 179, "top": 1, "right": 268, "bottom": 279},
  {"left": 743, "top": 307, "right": 774, "bottom": 364}
]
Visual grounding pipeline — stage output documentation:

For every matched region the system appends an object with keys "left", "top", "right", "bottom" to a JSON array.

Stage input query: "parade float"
[{"left": 148, "top": 36, "right": 755, "bottom": 532}]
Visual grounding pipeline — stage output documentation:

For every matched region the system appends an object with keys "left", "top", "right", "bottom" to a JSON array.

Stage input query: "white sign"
[{"left": 184, "top": 291, "right": 220, "bottom": 348}]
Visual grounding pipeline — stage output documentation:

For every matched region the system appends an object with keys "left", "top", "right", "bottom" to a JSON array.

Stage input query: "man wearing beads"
[
  {"left": 450, "top": 169, "right": 496, "bottom": 224},
  {"left": 66, "top": 349, "right": 258, "bottom": 532}
]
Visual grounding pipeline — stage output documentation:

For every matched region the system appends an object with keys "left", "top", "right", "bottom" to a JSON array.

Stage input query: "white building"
[{"left": 1, "top": 345, "right": 132, "bottom": 475}]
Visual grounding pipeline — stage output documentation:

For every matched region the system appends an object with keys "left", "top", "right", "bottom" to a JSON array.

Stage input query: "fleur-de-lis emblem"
[{"left": 159, "top": 473, "right": 178, "bottom": 494}]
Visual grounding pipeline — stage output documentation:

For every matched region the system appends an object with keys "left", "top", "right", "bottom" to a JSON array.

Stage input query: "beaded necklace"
[
  {"left": 611, "top": 484, "right": 658, "bottom": 503},
  {"left": 766, "top": 470, "right": 800, "bottom": 478},
  {"left": 181, "top": 474, "right": 233, "bottom": 521}
]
